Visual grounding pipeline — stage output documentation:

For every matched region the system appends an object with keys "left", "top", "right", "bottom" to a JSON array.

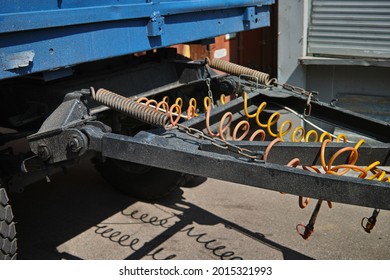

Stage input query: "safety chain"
[
  {"left": 172, "top": 123, "right": 264, "bottom": 161},
  {"left": 93, "top": 85, "right": 388, "bottom": 237},
  {"left": 279, "top": 83, "right": 315, "bottom": 96},
  {"left": 205, "top": 78, "right": 215, "bottom": 108},
  {"left": 274, "top": 83, "right": 318, "bottom": 117}
]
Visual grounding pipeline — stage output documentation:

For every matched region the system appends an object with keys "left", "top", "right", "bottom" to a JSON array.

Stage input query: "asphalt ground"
[{"left": 8, "top": 158, "right": 390, "bottom": 260}]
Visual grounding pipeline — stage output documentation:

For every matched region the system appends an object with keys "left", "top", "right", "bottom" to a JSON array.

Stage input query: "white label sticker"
[{"left": 213, "top": 48, "right": 227, "bottom": 59}]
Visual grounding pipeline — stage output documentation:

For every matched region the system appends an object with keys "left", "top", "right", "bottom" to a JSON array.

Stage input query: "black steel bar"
[{"left": 85, "top": 126, "right": 390, "bottom": 210}]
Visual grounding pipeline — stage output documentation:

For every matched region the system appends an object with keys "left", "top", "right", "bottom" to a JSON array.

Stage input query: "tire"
[
  {"left": 0, "top": 186, "right": 17, "bottom": 260},
  {"left": 95, "top": 158, "right": 192, "bottom": 200}
]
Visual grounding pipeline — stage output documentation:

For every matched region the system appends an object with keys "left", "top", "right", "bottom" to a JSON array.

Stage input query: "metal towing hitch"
[{"left": 26, "top": 59, "right": 390, "bottom": 238}]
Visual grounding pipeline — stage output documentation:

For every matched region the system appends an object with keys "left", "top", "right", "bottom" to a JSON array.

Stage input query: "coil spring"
[
  {"left": 241, "top": 92, "right": 340, "bottom": 143},
  {"left": 123, "top": 64, "right": 388, "bottom": 235},
  {"left": 91, "top": 88, "right": 170, "bottom": 128},
  {"left": 319, "top": 139, "right": 389, "bottom": 183},
  {"left": 204, "top": 58, "right": 365, "bottom": 144},
  {"left": 134, "top": 94, "right": 388, "bottom": 176},
  {"left": 294, "top": 138, "right": 389, "bottom": 209},
  {"left": 203, "top": 92, "right": 334, "bottom": 143},
  {"left": 207, "top": 57, "right": 273, "bottom": 85},
  {"left": 202, "top": 92, "right": 390, "bottom": 209},
  {"left": 132, "top": 94, "right": 389, "bottom": 211},
  {"left": 134, "top": 93, "right": 390, "bottom": 181}
]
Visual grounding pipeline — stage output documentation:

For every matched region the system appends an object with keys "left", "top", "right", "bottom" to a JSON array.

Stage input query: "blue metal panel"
[{"left": 0, "top": 0, "right": 274, "bottom": 80}]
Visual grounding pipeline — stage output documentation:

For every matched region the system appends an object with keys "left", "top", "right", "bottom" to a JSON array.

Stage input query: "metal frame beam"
[{"left": 82, "top": 127, "right": 390, "bottom": 210}]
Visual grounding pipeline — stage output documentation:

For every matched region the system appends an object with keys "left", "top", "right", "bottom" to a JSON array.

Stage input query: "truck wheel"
[
  {"left": 0, "top": 186, "right": 17, "bottom": 260},
  {"left": 95, "top": 158, "right": 191, "bottom": 200}
]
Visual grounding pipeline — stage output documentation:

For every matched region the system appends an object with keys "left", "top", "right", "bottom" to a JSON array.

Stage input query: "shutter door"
[{"left": 308, "top": 0, "right": 390, "bottom": 59}]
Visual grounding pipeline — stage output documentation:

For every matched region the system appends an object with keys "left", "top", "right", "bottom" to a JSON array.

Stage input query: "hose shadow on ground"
[
  {"left": 10, "top": 161, "right": 313, "bottom": 260},
  {"left": 121, "top": 180, "right": 313, "bottom": 260}
]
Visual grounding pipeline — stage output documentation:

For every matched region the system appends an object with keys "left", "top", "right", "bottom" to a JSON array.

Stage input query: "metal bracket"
[
  {"left": 30, "top": 128, "right": 89, "bottom": 164},
  {"left": 243, "top": 7, "right": 257, "bottom": 29},
  {"left": 27, "top": 90, "right": 96, "bottom": 163},
  {"left": 147, "top": 13, "right": 165, "bottom": 37}
]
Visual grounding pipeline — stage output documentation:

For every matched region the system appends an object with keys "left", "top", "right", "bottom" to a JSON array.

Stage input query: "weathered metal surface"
[
  {"left": 24, "top": 75, "right": 390, "bottom": 211},
  {"left": 335, "top": 93, "right": 390, "bottom": 123},
  {"left": 0, "top": 50, "right": 35, "bottom": 71},
  {"left": 25, "top": 100, "right": 390, "bottom": 210},
  {"left": 85, "top": 128, "right": 390, "bottom": 210}
]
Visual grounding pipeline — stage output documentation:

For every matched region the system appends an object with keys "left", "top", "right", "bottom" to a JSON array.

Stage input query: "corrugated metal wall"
[{"left": 308, "top": 0, "right": 390, "bottom": 59}]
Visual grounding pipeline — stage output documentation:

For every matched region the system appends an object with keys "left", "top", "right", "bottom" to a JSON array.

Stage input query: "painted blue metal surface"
[{"left": 0, "top": 0, "right": 274, "bottom": 80}]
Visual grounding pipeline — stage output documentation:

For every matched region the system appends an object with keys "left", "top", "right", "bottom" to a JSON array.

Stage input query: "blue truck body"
[{"left": 0, "top": 0, "right": 274, "bottom": 80}]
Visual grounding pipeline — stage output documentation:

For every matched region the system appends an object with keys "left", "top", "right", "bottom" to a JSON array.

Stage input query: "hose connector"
[{"left": 361, "top": 209, "right": 380, "bottom": 233}]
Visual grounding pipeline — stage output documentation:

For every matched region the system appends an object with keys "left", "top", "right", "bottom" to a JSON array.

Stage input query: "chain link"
[
  {"left": 174, "top": 123, "right": 264, "bottom": 161},
  {"left": 277, "top": 83, "right": 317, "bottom": 117},
  {"left": 281, "top": 83, "right": 314, "bottom": 96},
  {"left": 206, "top": 78, "right": 215, "bottom": 108}
]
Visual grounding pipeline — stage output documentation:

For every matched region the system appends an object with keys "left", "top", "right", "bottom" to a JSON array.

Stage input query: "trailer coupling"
[
  {"left": 26, "top": 91, "right": 390, "bottom": 208},
  {"left": 25, "top": 61, "right": 390, "bottom": 237}
]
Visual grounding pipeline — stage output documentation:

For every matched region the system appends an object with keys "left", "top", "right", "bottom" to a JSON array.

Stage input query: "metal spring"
[
  {"left": 261, "top": 136, "right": 389, "bottom": 239},
  {"left": 242, "top": 92, "right": 351, "bottom": 143},
  {"left": 131, "top": 91, "right": 389, "bottom": 184},
  {"left": 204, "top": 96, "right": 390, "bottom": 195},
  {"left": 132, "top": 93, "right": 389, "bottom": 212},
  {"left": 207, "top": 57, "right": 273, "bottom": 85},
  {"left": 132, "top": 91, "right": 389, "bottom": 237},
  {"left": 204, "top": 92, "right": 319, "bottom": 143},
  {"left": 91, "top": 88, "right": 170, "bottom": 128},
  {"left": 205, "top": 106, "right": 266, "bottom": 141}
]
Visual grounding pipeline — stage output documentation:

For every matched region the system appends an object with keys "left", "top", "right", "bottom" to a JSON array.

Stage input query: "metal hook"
[{"left": 304, "top": 92, "right": 312, "bottom": 117}]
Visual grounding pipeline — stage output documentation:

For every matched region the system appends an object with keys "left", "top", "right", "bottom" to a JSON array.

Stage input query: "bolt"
[
  {"left": 68, "top": 135, "right": 82, "bottom": 153},
  {"left": 37, "top": 144, "right": 51, "bottom": 161}
]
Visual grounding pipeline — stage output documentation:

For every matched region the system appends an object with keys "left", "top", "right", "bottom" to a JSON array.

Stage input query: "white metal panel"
[{"left": 308, "top": 0, "right": 390, "bottom": 58}]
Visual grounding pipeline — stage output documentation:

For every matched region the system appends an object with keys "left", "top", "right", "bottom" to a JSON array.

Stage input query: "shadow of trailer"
[{"left": 0, "top": 0, "right": 389, "bottom": 260}]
